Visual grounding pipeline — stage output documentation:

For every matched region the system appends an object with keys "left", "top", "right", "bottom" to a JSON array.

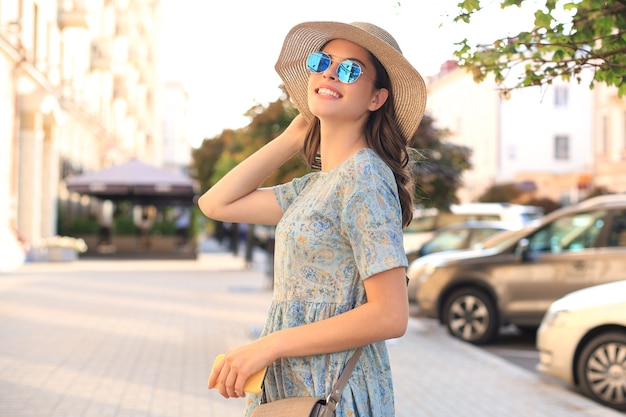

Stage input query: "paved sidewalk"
[{"left": 0, "top": 241, "right": 621, "bottom": 417}]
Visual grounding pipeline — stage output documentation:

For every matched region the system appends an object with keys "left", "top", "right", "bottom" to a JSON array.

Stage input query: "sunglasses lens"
[
  {"left": 337, "top": 60, "right": 361, "bottom": 83},
  {"left": 307, "top": 52, "right": 331, "bottom": 73},
  {"left": 306, "top": 52, "right": 362, "bottom": 84}
]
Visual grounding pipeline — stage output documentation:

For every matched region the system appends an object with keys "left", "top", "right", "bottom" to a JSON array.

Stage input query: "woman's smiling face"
[{"left": 307, "top": 39, "right": 388, "bottom": 123}]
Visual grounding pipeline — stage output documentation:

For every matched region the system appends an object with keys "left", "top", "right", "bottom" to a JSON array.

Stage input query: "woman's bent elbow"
[
  {"left": 389, "top": 316, "right": 408, "bottom": 339},
  {"left": 378, "top": 308, "right": 408, "bottom": 339},
  {"left": 198, "top": 194, "right": 222, "bottom": 220}
]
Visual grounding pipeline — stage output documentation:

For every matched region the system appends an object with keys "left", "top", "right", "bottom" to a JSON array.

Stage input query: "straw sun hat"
[{"left": 275, "top": 21, "right": 427, "bottom": 142}]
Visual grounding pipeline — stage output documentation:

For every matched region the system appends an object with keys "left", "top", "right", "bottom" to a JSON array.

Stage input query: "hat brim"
[{"left": 275, "top": 21, "right": 427, "bottom": 142}]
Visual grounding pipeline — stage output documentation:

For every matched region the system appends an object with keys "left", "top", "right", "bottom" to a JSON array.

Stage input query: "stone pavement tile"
[
  {"left": 1, "top": 250, "right": 622, "bottom": 417},
  {"left": 0, "top": 257, "right": 269, "bottom": 417},
  {"left": 389, "top": 318, "right": 623, "bottom": 417}
]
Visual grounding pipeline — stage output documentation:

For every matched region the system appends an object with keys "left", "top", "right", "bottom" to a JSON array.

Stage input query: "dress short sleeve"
[
  {"left": 273, "top": 172, "right": 316, "bottom": 212},
  {"left": 342, "top": 183, "right": 408, "bottom": 280}
]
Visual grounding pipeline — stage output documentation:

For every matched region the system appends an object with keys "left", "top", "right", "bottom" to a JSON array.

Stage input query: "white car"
[
  {"left": 403, "top": 203, "right": 543, "bottom": 254},
  {"left": 536, "top": 280, "right": 626, "bottom": 412}
]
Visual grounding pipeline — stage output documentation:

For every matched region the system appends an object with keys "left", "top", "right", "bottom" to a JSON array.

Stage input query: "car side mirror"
[{"left": 517, "top": 238, "right": 537, "bottom": 262}]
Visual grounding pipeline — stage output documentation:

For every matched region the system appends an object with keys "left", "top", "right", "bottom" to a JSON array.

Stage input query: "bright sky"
[{"left": 159, "top": 0, "right": 537, "bottom": 147}]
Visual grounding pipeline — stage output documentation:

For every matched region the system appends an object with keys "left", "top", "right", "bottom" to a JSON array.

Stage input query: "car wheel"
[
  {"left": 442, "top": 287, "right": 498, "bottom": 345},
  {"left": 576, "top": 331, "right": 626, "bottom": 412}
]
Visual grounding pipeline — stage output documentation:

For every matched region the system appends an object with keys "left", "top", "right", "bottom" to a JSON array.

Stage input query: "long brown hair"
[{"left": 301, "top": 51, "right": 415, "bottom": 228}]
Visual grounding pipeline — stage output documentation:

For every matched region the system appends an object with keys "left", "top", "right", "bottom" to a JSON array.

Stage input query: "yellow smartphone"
[{"left": 209, "top": 354, "right": 266, "bottom": 394}]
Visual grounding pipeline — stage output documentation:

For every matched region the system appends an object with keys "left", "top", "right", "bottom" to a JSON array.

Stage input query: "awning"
[{"left": 65, "top": 158, "right": 198, "bottom": 205}]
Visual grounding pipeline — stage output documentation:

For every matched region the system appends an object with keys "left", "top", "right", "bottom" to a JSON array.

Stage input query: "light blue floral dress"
[{"left": 245, "top": 148, "right": 408, "bottom": 417}]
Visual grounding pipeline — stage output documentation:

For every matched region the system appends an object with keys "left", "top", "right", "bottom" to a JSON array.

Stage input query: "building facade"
[
  {"left": 423, "top": 61, "right": 501, "bottom": 203},
  {"left": 0, "top": 0, "right": 163, "bottom": 271},
  {"left": 592, "top": 82, "right": 626, "bottom": 192},
  {"left": 162, "top": 80, "right": 190, "bottom": 173},
  {"left": 425, "top": 61, "right": 625, "bottom": 205}
]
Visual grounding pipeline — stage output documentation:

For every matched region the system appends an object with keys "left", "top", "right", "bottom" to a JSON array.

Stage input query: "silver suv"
[{"left": 412, "top": 194, "right": 626, "bottom": 344}]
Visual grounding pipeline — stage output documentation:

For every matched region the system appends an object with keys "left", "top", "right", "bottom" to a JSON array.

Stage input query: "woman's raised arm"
[{"left": 198, "top": 115, "right": 309, "bottom": 226}]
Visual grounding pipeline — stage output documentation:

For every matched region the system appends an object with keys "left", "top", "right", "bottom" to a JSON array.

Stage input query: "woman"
[{"left": 201, "top": 21, "right": 426, "bottom": 416}]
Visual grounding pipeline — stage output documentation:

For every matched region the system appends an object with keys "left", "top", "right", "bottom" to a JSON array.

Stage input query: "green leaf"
[
  {"left": 563, "top": 2, "right": 578, "bottom": 12},
  {"left": 458, "top": 0, "right": 480, "bottom": 14},
  {"left": 553, "top": 49, "right": 565, "bottom": 61},
  {"left": 534, "top": 10, "right": 553, "bottom": 29},
  {"left": 450, "top": 0, "right": 626, "bottom": 95},
  {"left": 619, "top": 81, "right": 626, "bottom": 97},
  {"left": 501, "top": 0, "right": 524, "bottom": 8}
]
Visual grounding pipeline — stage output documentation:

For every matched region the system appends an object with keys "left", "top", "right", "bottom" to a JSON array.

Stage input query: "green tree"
[
  {"left": 525, "top": 196, "right": 563, "bottom": 214},
  {"left": 190, "top": 130, "right": 226, "bottom": 192},
  {"left": 453, "top": 0, "right": 626, "bottom": 96},
  {"left": 190, "top": 99, "right": 309, "bottom": 195},
  {"left": 478, "top": 182, "right": 564, "bottom": 214},
  {"left": 479, "top": 182, "right": 525, "bottom": 202},
  {"left": 243, "top": 100, "right": 309, "bottom": 186},
  {"left": 584, "top": 184, "right": 615, "bottom": 198},
  {"left": 410, "top": 114, "right": 473, "bottom": 210},
  {"left": 191, "top": 99, "right": 472, "bottom": 211}
]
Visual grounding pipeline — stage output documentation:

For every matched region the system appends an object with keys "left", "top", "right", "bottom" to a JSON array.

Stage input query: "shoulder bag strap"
[{"left": 324, "top": 347, "right": 363, "bottom": 412}]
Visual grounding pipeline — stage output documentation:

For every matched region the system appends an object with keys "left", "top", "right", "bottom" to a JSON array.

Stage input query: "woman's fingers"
[
  {"left": 210, "top": 340, "right": 273, "bottom": 399},
  {"left": 207, "top": 355, "right": 224, "bottom": 389},
  {"left": 216, "top": 356, "right": 248, "bottom": 398}
]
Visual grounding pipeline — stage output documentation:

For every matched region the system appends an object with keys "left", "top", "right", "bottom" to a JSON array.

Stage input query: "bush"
[
  {"left": 67, "top": 217, "right": 99, "bottom": 235},
  {"left": 151, "top": 219, "right": 176, "bottom": 236},
  {"left": 114, "top": 217, "right": 137, "bottom": 235},
  {"left": 524, "top": 197, "right": 562, "bottom": 215}
]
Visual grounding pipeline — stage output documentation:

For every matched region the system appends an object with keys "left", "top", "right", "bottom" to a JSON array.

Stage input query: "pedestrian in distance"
[{"left": 199, "top": 21, "right": 426, "bottom": 416}]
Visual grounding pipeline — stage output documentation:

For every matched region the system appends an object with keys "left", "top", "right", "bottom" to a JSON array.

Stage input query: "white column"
[
  {"left": 0, "top": 59, "right": 25, "bottom": 271},
  {"left": 41, "top": 117, "right": 60, "bottom": 237},
  {"left": 17, "top": 97, "right": 45, "bottom": 247}
]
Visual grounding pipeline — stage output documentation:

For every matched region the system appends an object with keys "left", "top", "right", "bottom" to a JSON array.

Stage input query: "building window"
[
  {"left": 554, "top": 86, "right": 568, "bottom": 108},
  {"left": 554, "top": 135, "right": 569, "bottom": 160}
]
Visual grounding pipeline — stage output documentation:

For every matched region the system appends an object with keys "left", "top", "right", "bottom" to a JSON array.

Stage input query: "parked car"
[
  {"left": 406, "top": 220, "right": 521, "bottom": 264},
  {"left": 536, "top": 280, "right": 626, "bottom": 412},
  {"left": 407, "top": 227, "right": 528, "bottom": 303},
  {"left": 413, "top": 194, "right": 626, "bottom": 344},
  {"left": 403, "top": 203, "right": 543, "bottom": 254}
]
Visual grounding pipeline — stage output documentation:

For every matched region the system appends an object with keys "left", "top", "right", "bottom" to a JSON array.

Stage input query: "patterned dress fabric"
[{"left": 245, "top": 148, "right": 408, "bottom": 417}]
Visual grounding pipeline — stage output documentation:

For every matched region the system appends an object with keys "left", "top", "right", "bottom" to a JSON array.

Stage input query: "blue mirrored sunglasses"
[{"left": 306, "top": 51, "right": 363, "bottom": 84}]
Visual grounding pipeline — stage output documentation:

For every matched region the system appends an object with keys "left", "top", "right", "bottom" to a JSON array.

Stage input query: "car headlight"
[
  {"left": 417, "top": 263, "right": 438, "bottom": 284},
  {"left": 541, "top": 309, "right": 570, "bottom": 327}
]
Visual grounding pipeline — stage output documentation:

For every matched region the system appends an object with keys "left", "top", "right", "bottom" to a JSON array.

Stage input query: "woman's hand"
[
  {"left": 198, "top": 114, "right": 311, "bottom": 225},
  {"left": 282, "top": 114, "right": 310, "bottom": 150},
  {"left": 208, "top": 339, "right": 276, "bottom": 398}
]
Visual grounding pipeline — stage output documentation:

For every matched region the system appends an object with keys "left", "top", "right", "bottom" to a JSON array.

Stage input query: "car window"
[
  {"left": 468, "top": 228, "right": 504, "bottom": 247},
  {"left": 421, "top": 229, "right": 471, "bottom": 255},
  {"left": 482, "top": 229, "right": 526, "bottom": 249},
  {"left": 607, "top": 209, "right": 626, "bottom": 247},
  {"left": 406, "top": 213, "right": 500, "bottom": 233},
  {"left": 526, "top": 210, "right": 606, "bottom": 253},
  {"left": 519, "top": 211, "right": 543, "bottom": 224}
]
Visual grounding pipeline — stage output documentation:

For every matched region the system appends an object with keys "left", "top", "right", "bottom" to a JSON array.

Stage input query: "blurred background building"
[
  {"left": 162, "top": 80, "right": 191, "bottom": 173},
  {"left": 1, "top": 1, "right": 624, "bottom": 271},
  {"left": 425, "top": 60, "right": 626, "bottom": 205},
  {"left": 0, "top": 0, "right": 193, "bottom": 270}
]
